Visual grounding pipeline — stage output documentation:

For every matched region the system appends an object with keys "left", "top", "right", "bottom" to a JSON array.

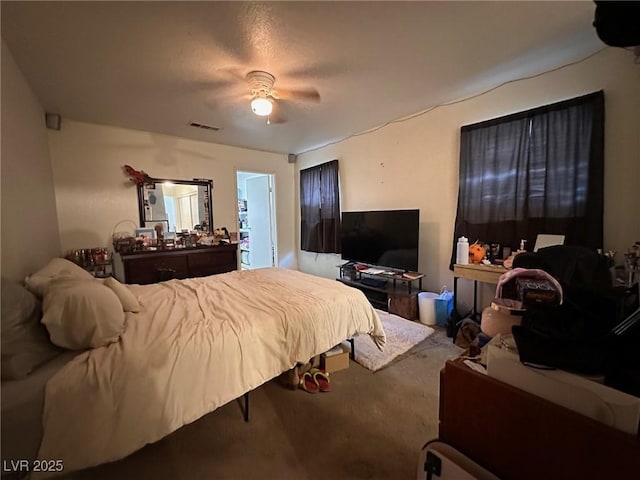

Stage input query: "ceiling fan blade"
[
  {"left": 285, "top": 62, "right": 346, "bottom": 80},
  {"left": 186, "top": 78, "right": 235, "bottom": 92},
  {"left": 268, "top": 101, "right": 288, "bottom": 124},
  {"left": 275, "top": 86, "right": 321, "bottom": 103},
  {"left": 190, "top": 64, "right": 249, "bottom": 92},
  {"left": 215, "top": 65, "right": 248, "bottom": 82}
]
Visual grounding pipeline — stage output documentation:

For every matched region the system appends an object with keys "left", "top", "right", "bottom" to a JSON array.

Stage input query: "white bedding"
[{"left": 36, "top": 268, "right": 385, "bottom": 476}]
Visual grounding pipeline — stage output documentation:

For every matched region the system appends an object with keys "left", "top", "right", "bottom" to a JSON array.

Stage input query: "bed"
[
  {"left": 1, "top": 351, "right": 78, "bottom": 474},
  {"left": 3, "top": 263, "right": 385, "bottom": 478}
]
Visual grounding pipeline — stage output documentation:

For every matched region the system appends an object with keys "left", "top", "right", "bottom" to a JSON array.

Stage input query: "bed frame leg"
[
  {"left": 348, "top": 338, "right": 355, "bottom": 360},
  {"left": 243, "top": 392, "right": 249, "bottom": 422}
]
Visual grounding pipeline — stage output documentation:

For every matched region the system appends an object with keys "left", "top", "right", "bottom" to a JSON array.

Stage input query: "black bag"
[
  {"left": 511, "top": 246, "right": 628, "bottom": 374},
  {"left": 513, "top": 245, "right": 612, "bottom": 294}
]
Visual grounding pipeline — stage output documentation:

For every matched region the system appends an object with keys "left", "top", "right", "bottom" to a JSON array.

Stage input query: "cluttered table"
[{"left": 453, "top": 263, "right": 507, "bottom": 319}]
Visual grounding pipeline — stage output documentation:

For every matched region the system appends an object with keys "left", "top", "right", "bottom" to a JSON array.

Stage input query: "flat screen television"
[{"left": 341, "top": 209, "right": 419, "bottom": 271}]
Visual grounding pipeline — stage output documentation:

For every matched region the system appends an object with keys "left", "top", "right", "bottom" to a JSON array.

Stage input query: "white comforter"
[{"left": 37, "top": 268, "right": 385, "bottom": 475}]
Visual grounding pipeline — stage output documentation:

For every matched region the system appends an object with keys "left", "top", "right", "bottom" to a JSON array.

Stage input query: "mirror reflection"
[{"left": 138, "top": 179, "right": 212, "bottom": 234}]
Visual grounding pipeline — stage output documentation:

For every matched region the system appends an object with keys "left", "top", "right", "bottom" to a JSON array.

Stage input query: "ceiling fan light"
[{"left": 251, "top": 97, "right": 273, "bottom": 116}]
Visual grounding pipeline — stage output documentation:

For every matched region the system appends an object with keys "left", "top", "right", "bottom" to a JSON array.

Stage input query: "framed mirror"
[{"left": 137, "top": 177, "right": 213, "bottom": 235}]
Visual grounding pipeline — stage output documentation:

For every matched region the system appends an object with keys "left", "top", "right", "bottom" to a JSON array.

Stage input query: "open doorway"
[{"left": 236, "top": 171, "right": 277, "bottom": 270}]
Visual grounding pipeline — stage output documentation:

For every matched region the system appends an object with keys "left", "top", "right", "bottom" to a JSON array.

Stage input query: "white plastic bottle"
[{"left": 456, "top": 236, "right": 469, "bottom": 265}]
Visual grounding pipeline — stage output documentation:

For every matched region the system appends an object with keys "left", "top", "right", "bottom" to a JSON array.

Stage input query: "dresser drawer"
[
  {"left": 187, "top": 248, "right": 237, "bottom": 278},
  {"left": 118, "top": 245, "right": 238, "bottom": 284},
  {"left": 123, "top": 254, "right": 188, "bottom": 285}
]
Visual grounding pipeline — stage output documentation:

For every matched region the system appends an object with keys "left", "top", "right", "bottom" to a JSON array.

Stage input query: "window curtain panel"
[
  {"left": 451, "top": 91, "right": 604, "bottom": 267},
  {"left": 300, "top": 160, "right": 341, "bottom": 253}
]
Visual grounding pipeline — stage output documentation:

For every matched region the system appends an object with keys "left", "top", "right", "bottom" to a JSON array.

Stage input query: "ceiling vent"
[{"left": 189, "top": 121, "right": 221, "bottom": 132}]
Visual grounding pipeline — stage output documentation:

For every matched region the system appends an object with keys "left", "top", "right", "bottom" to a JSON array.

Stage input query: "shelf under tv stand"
[{"left": 337, "top": 266, "right": 423, "bottom": 321}]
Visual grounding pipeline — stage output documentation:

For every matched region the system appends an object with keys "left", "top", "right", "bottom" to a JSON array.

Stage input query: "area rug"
[{"left": 353, "top": 309, "right": 434, "bottom": 372}]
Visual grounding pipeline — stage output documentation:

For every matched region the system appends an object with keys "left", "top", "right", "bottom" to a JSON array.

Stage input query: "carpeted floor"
[{"left": 64, "top": 327, "right": 462, "bottom": 480}]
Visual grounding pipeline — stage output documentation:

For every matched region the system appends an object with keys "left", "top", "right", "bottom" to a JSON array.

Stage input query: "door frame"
[{"left": 234, "top": 168, "right": 278, "bottom": 268}]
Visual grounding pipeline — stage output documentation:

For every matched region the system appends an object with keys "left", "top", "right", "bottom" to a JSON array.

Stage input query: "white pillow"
[
  {"left": 42, "top": 278, "right": 125, "bottom": 350},
  {"left": 1, "top": 278, "right": 61, "bottom": 379},
  {"left": 25, "top": 258, "right": 94, "bottom": 297},
  {"left": 104, "top": 277, "right": 141, "bottom": 313}
]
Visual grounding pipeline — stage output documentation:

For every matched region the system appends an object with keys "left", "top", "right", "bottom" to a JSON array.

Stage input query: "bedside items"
[{"left": 65, "top": 248, "right": 113, "bottom": 278}]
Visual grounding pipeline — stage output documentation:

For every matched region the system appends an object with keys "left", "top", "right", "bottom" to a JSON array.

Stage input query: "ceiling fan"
[{"left": 246, "top": 70, "right": 320, "bottom": 123}]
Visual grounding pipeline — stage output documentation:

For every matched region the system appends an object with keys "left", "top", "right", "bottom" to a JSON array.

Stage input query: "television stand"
[
  {"left": 337, "top": 264, "right": 424, "bottom": 320},
  {"left": 359, "top": 277, "right": 388, "bottom": 289}
]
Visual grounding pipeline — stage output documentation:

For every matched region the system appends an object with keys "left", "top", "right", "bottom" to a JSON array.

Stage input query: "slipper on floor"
[
  {"left": 299, "top": 371, "right": 319, "bottom": 393},
  {"left": 310, "top": 368, "right": 331, "bottom": 392}
]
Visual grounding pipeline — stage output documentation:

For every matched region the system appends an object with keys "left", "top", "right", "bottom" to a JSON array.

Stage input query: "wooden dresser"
[
  {"left": 439, "top": 359, "right": 640, "bottom": 479},
  {"left": 114, "top": 244, "right": 238, "bottom": 285}
]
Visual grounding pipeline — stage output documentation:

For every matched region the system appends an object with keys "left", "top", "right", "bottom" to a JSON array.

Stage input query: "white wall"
[
  {"left": 47, "top": 121, "right": 297, "bottom": 269},
  {"left": 1, "top": 40, "right": 61, "bottom": 282},
  {"left": 296, "top": 47, "right": 640, "bottom": 312}
]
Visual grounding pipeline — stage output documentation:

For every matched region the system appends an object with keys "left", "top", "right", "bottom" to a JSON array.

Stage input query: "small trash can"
[{"left": 418, "top": 292, "right": 438, "bottom": 326}]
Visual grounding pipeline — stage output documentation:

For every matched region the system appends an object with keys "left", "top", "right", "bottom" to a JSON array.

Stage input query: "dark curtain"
[
  {"left": 451, "top": 91, "right": 604, "bottom": 267},
  {"left": 300, "top": 159, "right": 341, "bottom": 253}
]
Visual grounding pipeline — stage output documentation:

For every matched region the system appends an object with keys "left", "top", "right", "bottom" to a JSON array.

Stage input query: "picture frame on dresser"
[{"left": 134, "top": 228, "right": 156, "bottom": 239}]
